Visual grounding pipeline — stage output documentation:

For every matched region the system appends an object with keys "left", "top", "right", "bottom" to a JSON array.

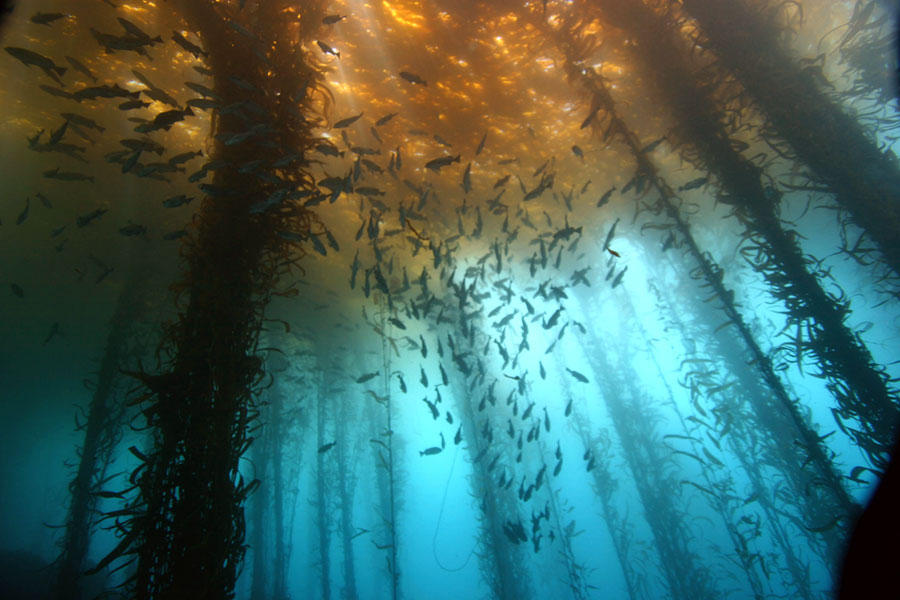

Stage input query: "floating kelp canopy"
[{"left": 0, "top": 0, "right": 898, "bottom": 599}]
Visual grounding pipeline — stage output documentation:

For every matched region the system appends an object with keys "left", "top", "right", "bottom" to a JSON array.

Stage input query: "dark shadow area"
[{"left": 839, "top": 434, "right": 900, "bottom": 598}]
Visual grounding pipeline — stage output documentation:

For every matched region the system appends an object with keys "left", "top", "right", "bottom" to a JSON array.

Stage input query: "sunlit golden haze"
[{"left": 0, "top": 0, "right": 862, "bottom": 301}]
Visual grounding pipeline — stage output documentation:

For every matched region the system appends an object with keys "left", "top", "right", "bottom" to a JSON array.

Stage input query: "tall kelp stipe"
[
  {"left": 541, "top": 1, "right": 848, "bottom": 515},
  {"left": 643, "top": 274, "right": 843, "bottom": 588},
  {"left": 54, "top": 243, "right": 157, "bottom": 600},
  {"left": 258, "top": 339, "right": 312, "bottom": 600},
  {"left": 332, "top": 378, "right": 363, "bottom": 600},
  {"left": 83, "top": 1, "right": 335, "bottom": 597},
  {"left": 649, "top": 249, "right": 854, "bottom": 576},
  {"left": 366, "top": 235, "right": 538, "bottom": 599},
  {"left": 622, "top": 295, "right": 772, "bottom": 598},
  {"left": 681, "top": 0, "right": 900, "bottom": 284},
  {"left": 247, "top": 406, "right": 268, "bottom": 600},
  {"left": 568, "top": 302, "right": 720, "bottom": 600},
  {"left": 571, "top": 411, "right": 652, "bottom": 600},
  {"left": 313, "top": 367, "right": 337, "bottom": 600},
  {"left": 578, "top": 0, "right": 900, "bottom": 475},
  {"left": 448, "top": 342, "right": 536, "bottom": 600},
  {"left": 540, "top": 0, "right": 855, "bottom": 574}
]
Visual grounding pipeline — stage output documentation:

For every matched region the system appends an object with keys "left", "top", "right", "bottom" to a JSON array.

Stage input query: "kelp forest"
[{"left": 0, "top": 0, "right": 898, "bottom": 599}]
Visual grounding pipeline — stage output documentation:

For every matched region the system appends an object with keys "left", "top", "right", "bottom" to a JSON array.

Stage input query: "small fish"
[
  {"left": 119, "top": 223, "right": 147, "bottom": 236},
  {"left": 597, "top": 186, "right": 615, "bottom": 208},
  {"left": 356, "top": 372, "right": 379, "bottom": 383},
  {"left": 48, "top": 121, "right": 69, "bottom": 145},
  {"left": 27, "top": 129, "right": 44, "bottom": 147},
  {"left": 425, "top": 154, "right": 461, "bottom": 172},
  {"left": 61, "top": 112, "right": 104, "bottom": 133},
  {"left": 73, "top": 84, "right": 139, "bottom": 101},
  {"left": 571, "top": 145, "right": 584, "bottom": 160},
  {"left": 603, "top": 218, "right": 619, "bottom": 250},
  {"left": 163, "top": 194, "right": 194, "bottom": 208},
  {"left": 399, "top": 71, "right": 427, "bottom": 86},
  {"left": 334, "top": 112, "right": 363, "bottom": 128},
  {"left": 119, "top": 99, "right": 150, "bottom": 110},
  {"left": 566, "top": 368, "right": 589, "bottom": 383},
  {"left": 172, "top": 31, "right": 207, "bottom": 58},
  {"left": 316, "top": 40, "right": 340, "bottom": 58},
  {"left": 475, "top": 131, "right": 487, "bottom": 155},
  {"left": 419, "top": 446, "right": 442, "bottom": 456},
  {"left": 117, "top": 17, "right": 161, "bottom": 44},
  {"left": 607, "top": 248, "right": 621, "bottom": 258},
  {"left": 323, "top": 14, "right": 346, "bottom": 25},
  {"left": 168, "top": 150, "right": 203, "bottom": 166},
  {"left": 315, "top": 143, "right": 343, "bottom": 158},
  {"left": 42, "top": 322, "right": 61, "bottom": 346},
  {"left": 376, "top": 112, "right": 399, "bottom": 127},
  {"left": 522, "top": 403, "right": 535, "bottom": 420},
  {"left": 5, "top": 46, "right": 67, "bottom": 85},
  {"left": 39, "top": 85, "right": 75, "bottom": 101},
  {"left": 122, "top": 149, "right": 142, "bottom": 174},
  {"left": 10, "top": 284, "right": 24, "bottom": 298},
  {"left": 422, "top": 397, "right": 439, "bottom": 419},
  {"left": 16, "top": 198, "right": 30, "bottom": 225},
  {"left": 31, "top": 12, "right": 68, "bottom": 26},
  {"left": 65, "top": 56, "right": 97, "bottom": 82},
  {"left": 461, "top": 162, "right": 472, "bottom": 193},
  {"left": 318, "top": 442, "right": 336, "bottom": 454}
]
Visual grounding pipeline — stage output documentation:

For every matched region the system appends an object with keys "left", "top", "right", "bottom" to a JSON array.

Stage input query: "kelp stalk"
[
  {"left": 581, "top": 0, "right": 900, "bottom": 470},
  {"left": 682, "top": 0, "right": 900, "bottom": 281}
]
